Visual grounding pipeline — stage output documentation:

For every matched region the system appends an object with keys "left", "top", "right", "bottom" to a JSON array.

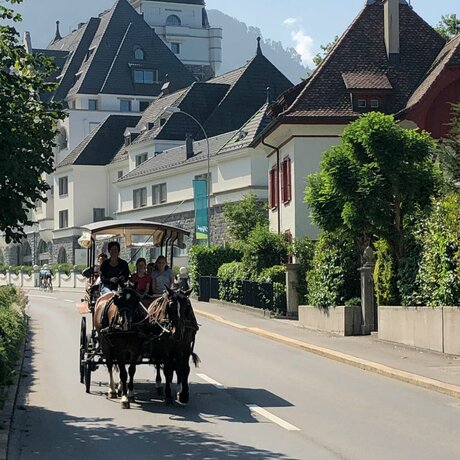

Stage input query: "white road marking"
[
  {"left": 196, "top": 374, "right": 300, "bottom": 432},
  {"left": 246, "top": 404, "right": 300, "bottom": 432},
  {"left": 196, "top": 373, "right": 226, "bottom": 389},
  {"left": 64, "top": 299, "right": 75, "bottom": 303},
  {"left": 28, "top": 295, "right": 57, "bottom": 300}
]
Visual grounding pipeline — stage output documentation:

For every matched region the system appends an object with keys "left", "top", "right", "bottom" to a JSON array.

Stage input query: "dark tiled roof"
[
  {"left": 342, "top": 71, "right": 392, "bottom": 90},
  {"left": 132, "top": 0, "right": 204, "bottom": 4},
  {"left": 46, "top": 0, "right": 195, "bottom": 101},
  {"left": 219, "top": 102, "right": 271, "bottom": 153},
  {"left": 279, "top": 2, "right": 446, "bottom": 120},
  {"left": 404, "top": 34, "right": 460, "bottom": 112},
  {"left": 119, "top": 131, "right": 234, "bottom": 181},
  {"left": 58, "top": 114, "right": 141, "bottom": 167},
  {"left": 202, "top": 54, "right": 293, "bottom": 138}
]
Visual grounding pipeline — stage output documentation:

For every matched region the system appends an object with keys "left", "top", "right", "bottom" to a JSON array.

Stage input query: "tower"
[{"left": 129, "top": 0, "right": 222, "bottom": 80}]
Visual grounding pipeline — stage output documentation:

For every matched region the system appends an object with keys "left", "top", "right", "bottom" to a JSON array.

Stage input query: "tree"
[
  {"left": 437, "top": 103, "right": 460, "bottom": 192},
  {"left": 223, "top": 193, "right": 268, "bottom": 241},
  {"left": 312, "top": 36, "right": 339, "bottom": 67},
  {"left": 434, "top": 14, "right": 460, "bottom": 41},
  {"left": 305, "top": 112, "right": 440, "bottom": 264},
  {"left": 0, "top": 0, "right": 65, "bottom": 243}
]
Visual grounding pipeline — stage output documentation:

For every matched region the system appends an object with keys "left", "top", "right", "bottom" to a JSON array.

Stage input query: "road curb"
[{"left": 195, "top": 309, "right": 460, "bottom": 400}]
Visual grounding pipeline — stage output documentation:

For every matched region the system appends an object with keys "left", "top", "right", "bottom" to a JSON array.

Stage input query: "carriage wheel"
[
  {"left": 84, "top": 362, "right": 92, "bottom": 393},
  {"left": 79, "top": 317, "right": 87, "bottom": 384}
]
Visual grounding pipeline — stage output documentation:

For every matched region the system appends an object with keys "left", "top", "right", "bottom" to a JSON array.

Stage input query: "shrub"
[
  {"left": 290, "top": 236, "right": 314, "bottom": 304},
  {"left": 217, "top": 261, "right": 247, "bottom": 304},
  {"left": 242, "top": 225, "right": 288, "bottom": 277},
  {"left": 257, "top": 265, "right": 287, "bottom": 313},
  {"left": 307, "top": 232, "right": 360, "bottom": 308},
  {"left": 415, "top": 194, "right": 460, "bottom": 306},
  {"left": 0, "top": 286, "right": 27, "bottom": 404},
  {"left": 188, "top": 244, "right": 243, "bottom": 293},
  {"left": 373, "top": 239, "right": 398, "bottom": 306}
]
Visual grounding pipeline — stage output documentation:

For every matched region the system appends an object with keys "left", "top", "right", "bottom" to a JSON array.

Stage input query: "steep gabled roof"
[
  {"left": 119, "top": 132, "right": 234, "bottom": 182},
  {"left": 58, "top": 114, "right": 141, "bottom": 167},
  {"left": 44, "top": 0, "right": 195, "bottom": 101},
  {"left": 202, "top": 53, "right": 293, "bottom": 137},
  {"left": 404, "top": 34, "right": 460, "bottom": 113},
  {"left": 219, "top": 102, "right": 271, "bottom": 153},
  {"left": 279, "top": 1, "right": 445, "bottom": 121}
]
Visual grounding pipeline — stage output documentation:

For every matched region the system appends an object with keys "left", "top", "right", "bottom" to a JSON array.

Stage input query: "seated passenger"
[
  {"left": 99, "top": 241, "right": 130, "bottom": 295},
  {"left": 151, "top": 255, "right": 175, "bottom": 296},
  {"left": 130, "top": 257, "right": 151, "bottom": 297}
]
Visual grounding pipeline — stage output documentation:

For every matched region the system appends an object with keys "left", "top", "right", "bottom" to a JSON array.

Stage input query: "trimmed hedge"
[
  {"left": 0, "top": 286, "right": 27, "bottom": 407},
  {"left": 257, "top": 265, "right": 287, "bottom": 313},
  {"left": 218, "top": 261, "right": 247, "bottom": 304}
]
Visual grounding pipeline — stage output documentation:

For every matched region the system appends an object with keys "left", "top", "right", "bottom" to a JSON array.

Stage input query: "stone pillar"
[
  {"left": 285, "top": 263, "right": 300, "bottom": 319},
  {"left": 71, "top": 265, "right": 78, "bottom": 289},
  {"left": 359, "top": 246, "right": 376, "bottom": 335},
  {"left": 33, "top": 265, "right": 40, "bottom": 288}
]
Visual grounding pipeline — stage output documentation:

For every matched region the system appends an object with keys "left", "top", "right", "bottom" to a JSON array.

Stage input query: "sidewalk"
[{"left": 193, "top": 299, "right": 460, "bottom": 399}]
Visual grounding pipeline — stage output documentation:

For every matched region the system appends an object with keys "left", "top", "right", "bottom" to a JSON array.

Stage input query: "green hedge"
[
  {"left": 217, "top": 261, "right": 247, "bottom": 304},
  {"left": 307, "top": 232, "right": 360, "bottom": 308},
  {"left": 188, "top": 244, "right": 243, "bottom": 293},
  {"left": 0, "top": 286, "right": 27, "bottom": 407},
  {"left": 257, "top": 265, "right": 287, "bottom": 313}
]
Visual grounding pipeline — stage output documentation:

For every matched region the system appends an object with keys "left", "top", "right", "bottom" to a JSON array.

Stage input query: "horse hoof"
[
  {"left": 108, "top": 391, "right": 117, "bottom": 399},
  {"left": 178, "top": 393, "right": 189, "bottom": 405},
  {"left": 121, "top": 401, "right": 130, "bottom": 409}
]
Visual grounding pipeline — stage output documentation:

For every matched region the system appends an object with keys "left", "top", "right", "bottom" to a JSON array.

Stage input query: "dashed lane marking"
[
  {"left": 64, "top": 299, "right": 75, "bottom": 303},
  {"left": 28, "top": 295, "right": 57, "bottom": 300},
  {"left": 246, "top": 404, "right": 301, "bottom": 432},
  {"left": 196, "top": 373, "right": 226, "bottom": 389}
]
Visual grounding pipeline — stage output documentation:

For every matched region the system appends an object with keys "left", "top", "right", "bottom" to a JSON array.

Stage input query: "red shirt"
[{"left": 130, "top": 273, "right": 151, "bottom": 292}]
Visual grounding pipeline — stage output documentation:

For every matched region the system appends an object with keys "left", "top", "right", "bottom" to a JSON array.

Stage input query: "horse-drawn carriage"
[{"left": 77, "top": 220, "right": 199, "bottom": 408}]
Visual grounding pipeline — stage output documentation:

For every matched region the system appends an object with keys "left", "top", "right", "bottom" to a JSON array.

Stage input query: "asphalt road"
[{"left": 7, "top": 291, "right": 460, "bottom": 460}]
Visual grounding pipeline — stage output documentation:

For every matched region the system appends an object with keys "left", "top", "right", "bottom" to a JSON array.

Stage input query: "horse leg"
[
  {"left": 155, "top": 364, "right": 163, "bottom": 396},
  {"left": 178, "top": 353, "right": 191, "bottom": 405},
  {"left": 119, "top": 362, "right": 130, "bottom": 409},
  {"left": 107, "top": 359, "right": 117, "bottom": 399},
  {"left": 163, "top": 357, "right": 174, "bottom": 406},
  {"left": 127, "top": 362, "right": 136, "bottom": 402}
]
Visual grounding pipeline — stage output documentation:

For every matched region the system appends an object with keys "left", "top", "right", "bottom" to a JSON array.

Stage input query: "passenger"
[
  {"left": 151, "top": 255, "right": 175, "bottom": 296},
  {"left": 130, "top": 257, "right": 151, "bottom": 297},
  {"left": 99, "top": 241, "right": 130, "bottom": 295}
]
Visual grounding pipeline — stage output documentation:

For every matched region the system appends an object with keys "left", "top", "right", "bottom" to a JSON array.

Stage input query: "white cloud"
[
  {"left": 291, "top": 29, "right": 314, "bottom": 68},
  {"left": 283, "top": 17, "right": 301, "bottom": 26}
]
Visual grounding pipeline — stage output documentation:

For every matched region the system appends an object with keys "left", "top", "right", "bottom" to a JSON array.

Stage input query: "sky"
[{"left": 10, "top": 0, "right": 460, "bottom": 68}]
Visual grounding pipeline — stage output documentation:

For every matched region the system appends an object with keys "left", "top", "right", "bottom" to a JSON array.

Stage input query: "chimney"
[
  {"left": 186, "top": 134, "right": 194, "bottom": 159},
  {"left": 23, "top": 32, "right": 32, "bottom": 53},
  {"left": 384, "top": 0, "right": 400, "bottom": 66}
]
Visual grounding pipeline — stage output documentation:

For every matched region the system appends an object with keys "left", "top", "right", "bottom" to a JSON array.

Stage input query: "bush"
[
  {"left": 257, "top": 265, "right": 287, "bottom": 313},
  {"left": 415, "top": 194, "right": 460, "bottom": 306},
  {"left": 307, "top": 232, "right": 360, "bottom": 308},
  {"left": 188, "top": 244, "right": 243, "bottom": 293},
  {"left": 291, "top": 236, "right": 314, "bottom": 304},
  {"left": 242, "top": 225, "right": 288, "bottom": 277},
  {"left": 218, "top": 261, "right": 247, "bottom": 304},
  {"left": 373, "top": 239, "right": 398, "bottom": 306},
  {"left": 0, "top": 286, "right": 27, "bottom": 405}
]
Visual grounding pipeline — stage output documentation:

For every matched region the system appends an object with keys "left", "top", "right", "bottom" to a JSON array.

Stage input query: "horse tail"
[{"left": 191, "top": 352, "right": 200, "bottom": 367}]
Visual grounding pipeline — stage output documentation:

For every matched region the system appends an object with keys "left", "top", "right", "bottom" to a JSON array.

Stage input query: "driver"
[{"left": 99, "top": 241, "right": 130, "bottom": 295}]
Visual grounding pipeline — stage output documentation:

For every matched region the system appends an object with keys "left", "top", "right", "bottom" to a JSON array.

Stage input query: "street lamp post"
[{"left": 163, "top": 106, "right": 211, "bottom": 246}]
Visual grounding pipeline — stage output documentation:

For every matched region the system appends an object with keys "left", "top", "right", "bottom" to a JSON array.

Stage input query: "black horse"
[
  {"left": 146, "top": 287, "right": 200, "bottom": 405},
  {"left": 94, "top": 283, "right": 144, "bottom": 409}
]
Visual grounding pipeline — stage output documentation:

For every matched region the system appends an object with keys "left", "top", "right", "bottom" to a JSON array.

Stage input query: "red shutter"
[
  {"left": 286, "top": 157, "right": 292, "bottom": 203},
  {"left": 274, "top": 167, "right": 279, "bottom": 208},
  {"left": 280, "top": 160, "right": 285, "bottom": 203}
]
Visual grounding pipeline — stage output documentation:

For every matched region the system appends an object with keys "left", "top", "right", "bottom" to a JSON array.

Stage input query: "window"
[
  {"left": 166, "top": 14, "right": 181, "bottom": 26},
  {"left": 120, "top": 99, "right": 132, "bottom": 112},
  {"left": 56, "top": 128, "right": 68, "bottom": 151},
  {"left": 88, "top": 99, "right": 98, "bottom": 111},
  {"left": 93, "top": 208, "right": 105, "bottom": 222},
  {"left": 152, "top": 183, "right": 167, "bottom": 205},
  {"left": 58, "top": 176, "right": 68, "bottom": 196},
  {"left": 134, "top": 47, "right": 144, "bottom": 60},
  {"left": 171, "top": 43, "right": 180, "bottom": 54},
  {"left": 135, "top": 153, "right": 148, "bottom": 167},
  {"left": 59, "top": 210, "right": 68, "bottom": 229},
  {"left": 269, "top": 167, "right": 278, "bottom": 209},
  {"left": 139, "top": 100, "right": 150, "bottom": 112},
  {"left": 370, "top": 99, "right": 379, "bottom": 108},
  {"left": 117, "top": 170, "right": 123, "bottom": 179},
  {"left": 133, "top": 69, "right": 156, "bottom": 84},
  {"left": 133, "top": 188, "right": 147, "bottom": 208},
  {"left": 281, "top": 157, "right": 292, "bottom": 204},
  {"left": 358, "top": 99, "right": 367, "bottom": 109}
]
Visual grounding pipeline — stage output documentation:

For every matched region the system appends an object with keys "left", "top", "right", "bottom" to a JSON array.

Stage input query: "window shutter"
[
  {"left": 280, "top": 161, "right": 285, "bottom": 203},
  {"left": 287, "top": 158, "right": 292, "bottom": 202}
]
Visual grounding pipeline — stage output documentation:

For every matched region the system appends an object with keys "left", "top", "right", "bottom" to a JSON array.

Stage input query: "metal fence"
[{"left": 198, "top": 275, "right": 276, "bottom": 311}]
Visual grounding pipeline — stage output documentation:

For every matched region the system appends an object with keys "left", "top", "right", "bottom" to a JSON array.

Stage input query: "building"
[{"left": 254, "top": 0, "right": 460, "bottom": 241}]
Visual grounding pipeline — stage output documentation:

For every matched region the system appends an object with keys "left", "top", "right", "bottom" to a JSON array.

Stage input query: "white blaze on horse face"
[{"left": 122, "top": 311, "right": 129, "bottom": 331}]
